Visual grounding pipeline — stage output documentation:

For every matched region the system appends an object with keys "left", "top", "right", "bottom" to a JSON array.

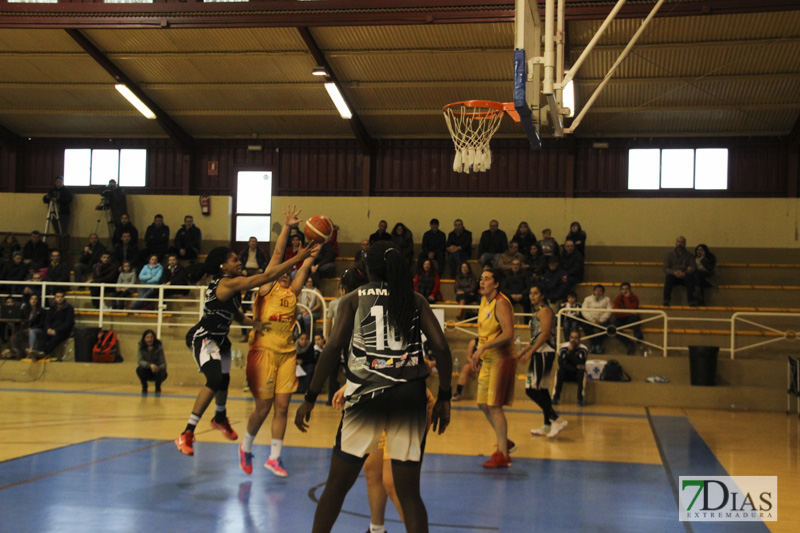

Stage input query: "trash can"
[{"left": 688, "top": 345, "right": 719, "bottom": 386}]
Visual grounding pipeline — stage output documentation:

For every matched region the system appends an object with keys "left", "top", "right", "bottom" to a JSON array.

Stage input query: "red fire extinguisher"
[{"left": 200, "top": 195, "right": 211, "bottom": 216}]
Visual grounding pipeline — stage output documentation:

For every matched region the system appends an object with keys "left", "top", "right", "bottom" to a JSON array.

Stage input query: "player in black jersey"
[
  {"left": 175, "top": 206, "right": 318, "bottom": 456},
  {"left": 295, "top": 240, "right": 452, "bottom": 533}
]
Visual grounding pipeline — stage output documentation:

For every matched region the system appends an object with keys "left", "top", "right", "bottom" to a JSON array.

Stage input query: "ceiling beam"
[
  {"left": 297, "top": 26, "right": 372, "bottom": 153},
  {"left": 1, "top": 0, "right": 798, "bottom": 30},
  {"left": 64, "top": 29, "right": 194, "bottom": 150}
]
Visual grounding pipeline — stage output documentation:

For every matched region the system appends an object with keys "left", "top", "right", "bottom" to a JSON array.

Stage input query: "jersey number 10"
[{"left": 370, "top": 306, "right": 405, "bottom": 351}]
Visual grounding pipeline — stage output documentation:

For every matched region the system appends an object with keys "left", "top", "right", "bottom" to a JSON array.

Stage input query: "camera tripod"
[
  {"left": 94, "top": 204, "right": 115, "bottom": 240},
  {"left": 43, "top": 199, "right": 61, "bottom": 241}
]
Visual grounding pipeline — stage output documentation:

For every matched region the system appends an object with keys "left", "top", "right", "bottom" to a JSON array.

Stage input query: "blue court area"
[{"left": 0, "top": 411, "right": 770, "bottom": 533}]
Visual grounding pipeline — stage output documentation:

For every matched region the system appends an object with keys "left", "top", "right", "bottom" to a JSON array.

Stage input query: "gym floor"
[{"left": 0, "top": 381, "right": 797, "bottom": 532}]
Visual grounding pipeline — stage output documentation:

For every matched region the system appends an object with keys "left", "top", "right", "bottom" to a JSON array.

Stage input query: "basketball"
[{"left": 304, "top": 214, "right": 334, "bottom": 244}]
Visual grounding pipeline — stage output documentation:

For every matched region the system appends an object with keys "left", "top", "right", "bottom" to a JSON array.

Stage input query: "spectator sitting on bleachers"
[
  {"left": 171, "top": 215, "right": 202, "bottom": 262},
  {"left": 354, "top": 239, "right": 369, "bottom": 267},
  {"left": 2, "top": 252, "right": 28, "bottom": 295},
  {"left": 22, "top": 231, "right": 50, "bottom": 270},
  {"left": 0, "top": 296, "right": 22, "bottom": 350},
  {"left": 525, "top": 243, "right": 547, "bottom": 282},
  {"left": 289, "top": 226, "right": 306, "bottom": 246},
  {"left": 419, "top": 218, "right": 446, "bottom": 272},
  {"left": 541, "top": 255, "right": 570, "bottom": 304},
  {"left": 74, "top": 233, "right": 107, "bottom": 283},
  {"left": 112, "top": 213, "right": 139, "bottom": 247},
  {"left": 297, "top": 277, "right": 323, "bottom": 335},
  {"left": 558, "top": 290, "right": 582, "bottom": 340},
  {"left": 90, "top": 252, "right": 119, "bottom": 309},
  {"left": 295, "top": 332, "right": 317, "bottom": 394},
  {"left": 239, "top": 236, "right": 267, "bottom": 275},
  {"left": 6, "top": 293, "right": 43, "bottom": 359},
  {"left": 552, "top": 330, "right": 588, "bottom": 406},
  {"left": 500, "top": 259, "right": 531, "bottom": 313},
  {"left": 131, "top": 254, "right": 163, "bottom": 310},
  {"left": 496, "top": 241, "right": 524, "bottom": 272},
  {"left": 160, "top": 253, "right": 190, "bottom": 296},
  {"left": 565, "top": 221, "right": 587, "bottom": 259},
  {"left": 113, "top": 231, "right": 139, "bottom": 271},
  {"left": 662, "top": 235, "right": 696, "bottom": 307},
  {"left": 511, "top": 221, "right": 537, "bottom": 260},
  {"left": 582, "top": 284, "right": 612, "bottom": 354},
  {"left": 142, "top": 214, "right": 170, "bottom": 262},
  {"left": 44, "top": 250, "right": 70, "bottom": 294},
  {"left": 22, "top": 270, "right": 43, "bottom": 298},
  {"left": 1, "top": 234, "right": 20, "bottom": 265},
  {"left": 539, "top": 228, "right": 559, "bottom": 257},
  {"left": 560, "top": 240, "right": 585, "bottom": 290},
  {"left": 28, "top": 289, "right": 74, "bottom": 359},
  {"left": 391, "top": 222, "right": 415, "bottom": 268},
  {"left": 113, "top": 261, "right": 136, "bottom": 310},
  {"left": 454, "top": 261, "right": 478, "bottom": 321},
  {"left": 328, "top": 224, "right": 340, "bottom": 257},
  {"left": 136, "top": 329, "right": 167, "bottom": 395},
  {"left": 613, "top": 282, "right": 644, "bottom": 355},
  {"left": 445, "top": 218, "right": 473, "bottom": 278},
  {"left": 369, "top": 220, "right": 392, "bottom": 245},
  {"left": 283, "top": 234, "right": 305, "bottom": 279},
  {"left": 310, "top": 242, "right": 337, "bottom": 283},
  {"left": 692, "top": 244, "right": 717, "bottom": 306},
  {"left": 478, "top": 219, "right": 508, "bottom": 267},
  {"left": 413, "top": 259, "right": 442, "bottom": 304}
]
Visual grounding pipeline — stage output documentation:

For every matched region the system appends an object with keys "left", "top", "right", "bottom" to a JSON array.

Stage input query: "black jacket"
[
  {"left": 144, "top": 223, "right": 171, "bottom": 256},
  {"left": 174, "top": 225, "right": 202, "bottom": 255},
  {"left": 43, "top": 185, "right": 73, "bottom": 216},
  {"left": 478, "top": 229, "right": 509, "bottom": 256}
]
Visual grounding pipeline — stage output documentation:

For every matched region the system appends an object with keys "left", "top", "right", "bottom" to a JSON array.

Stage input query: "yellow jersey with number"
[
  {"left": 251, "top": 283, "right": 296, "bottom": 354},
  {"left": 477, "top": 293, "right": 514, "bottom": 361}
]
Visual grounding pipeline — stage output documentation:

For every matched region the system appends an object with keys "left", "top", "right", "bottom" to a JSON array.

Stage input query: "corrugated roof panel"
[
  {"left": 348, "top": 84, "right": 510, "bottom": 111},
  {"left": 571, "top": 41, "right": 800, "bottom": 79},
  {"left": 0, "top": 29, "right": 81, "bottom": 52},
  {"left": 579, "top": 109, "right": 797, "bottom": 137},
  {"left": 313, "top": 23, "right": 514, "bottom": 51},
  {"left": 149, "top": 84, "right": 329, "bottom": 111},
  {"left": 86, "top": 28, "right": 307, "bottom": 53},
  {"left": 0, "top": 85, "right": 130, "bottom": 110},
  {"left": 569, "top": 11, "right": 800, "bottom": 45},
  {"left": 179, "top": 114, "right": 352, "bottom": 138},
  {"left": 0, "top": 55, "right": 111, "bottom": 83},
  {"left": 113, "top": 52, "right": 317, "bottom": 83},
  {"left": 330, "top": 50, "right": 511, "bottom": 83},
  {"left": 0, "top": 113, "right": 164, "bottom": 138},
  {"left": 579, "top": 77, "right": 800, "bottom": 108}
]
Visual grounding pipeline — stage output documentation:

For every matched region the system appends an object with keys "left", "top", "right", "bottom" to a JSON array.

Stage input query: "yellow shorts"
[
  {"left": 476, "top": 357, "right": 516, "bottom": 407},
  {"left": 246, "top": 348, "right": 297, "bottom": 400}
]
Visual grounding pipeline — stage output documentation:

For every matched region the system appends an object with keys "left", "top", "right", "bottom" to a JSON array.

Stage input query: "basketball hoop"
[{"left": 443, "top": 100, "right": 519, "bottom": 174}]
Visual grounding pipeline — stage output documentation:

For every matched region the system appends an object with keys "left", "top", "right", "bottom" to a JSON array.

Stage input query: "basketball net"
[{"left": 443, "top": 101, "right": 507, "bottom": 174}]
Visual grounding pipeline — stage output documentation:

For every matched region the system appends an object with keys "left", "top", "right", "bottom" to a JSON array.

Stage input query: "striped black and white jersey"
[
  {"left": 186, "top": 276, "right": 241, "bottom": 347},
  {"left": 344, "top": 281, "right": 428, "bottom": 405}
]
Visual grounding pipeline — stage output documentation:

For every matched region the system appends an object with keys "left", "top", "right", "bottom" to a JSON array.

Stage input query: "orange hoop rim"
[{"left": 443, "top": 100, "right": 520, "bottom": 121}]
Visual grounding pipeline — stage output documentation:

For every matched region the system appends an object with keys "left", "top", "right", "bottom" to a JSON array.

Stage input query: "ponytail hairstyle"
[
  {"left": 205, "top": 246, "right": 233, "bottom": 277},
  {"left": 366, "top": 240, "right": 414, "bottom": 343}
]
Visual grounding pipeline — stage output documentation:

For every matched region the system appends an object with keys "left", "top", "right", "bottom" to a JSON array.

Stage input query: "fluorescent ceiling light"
[
  {"left": 563, "top": 80, "right": 575, "bottom": 118},
  {"left": 324, "top": 82, "right": 352, "bottom": 119},
  {"left": 312, "top": 66, "right": 327, "bottom": 76},
  {"left": 115, "top": 84, "right": 156, "bottom": 119}
]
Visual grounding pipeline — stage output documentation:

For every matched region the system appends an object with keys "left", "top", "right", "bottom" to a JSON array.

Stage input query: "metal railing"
[
  {"left": 0, "top": 280, "right": 328, "bottom": 340},
  {"left": 431, "top": 301, "right": 800, "bottom": 360}
]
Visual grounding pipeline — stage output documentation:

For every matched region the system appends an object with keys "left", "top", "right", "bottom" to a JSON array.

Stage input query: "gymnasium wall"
[{"left": 1, "top": 192, "right": 799, "bottom": 251}]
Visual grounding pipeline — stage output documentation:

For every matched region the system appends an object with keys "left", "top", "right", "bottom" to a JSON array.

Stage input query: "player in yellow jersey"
[
  {"left": 237, "top": 216, "right": 317, "bottom": 477},
  {"left": 470, "top": 267, "right": 516, "bottom": 468}
]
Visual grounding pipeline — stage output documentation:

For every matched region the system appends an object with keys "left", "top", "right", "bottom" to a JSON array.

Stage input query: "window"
[
  {"left": 63, "top": 149, "right": 147, "bottom": 187},
  {"left": 235, "top": 171, "right": 272, "bottom": 242},
  {"left": 628, "top": 148, "right": 728, "bottom": 190}
]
